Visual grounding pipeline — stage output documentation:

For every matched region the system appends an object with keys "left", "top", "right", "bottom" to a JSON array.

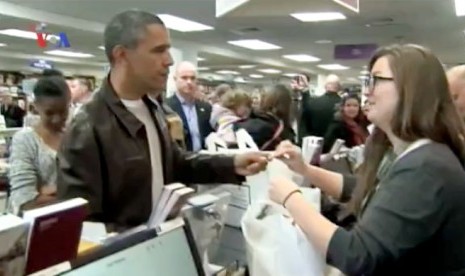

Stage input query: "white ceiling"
[{"left": 0, "top": 0, "right": 463, "bottom": 84}]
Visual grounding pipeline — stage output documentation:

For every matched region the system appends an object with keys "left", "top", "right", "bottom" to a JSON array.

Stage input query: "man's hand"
[
  {"left": 234, "top": 152, "right": 268, "bottom": 176},
  {"left": 290, "top": 75, "right": 309, "bottom": 91}
]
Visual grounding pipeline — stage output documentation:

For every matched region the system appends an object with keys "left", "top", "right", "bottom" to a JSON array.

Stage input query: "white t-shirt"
[{"left": 121, "top": 99, "right": 164, "bottom": 205}]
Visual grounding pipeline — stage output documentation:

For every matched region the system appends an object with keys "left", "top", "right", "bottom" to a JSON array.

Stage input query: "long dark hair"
[
  {"left": 259, "top": 84, "right": 292, "bottom": 126},
  {"left": 335, "top": 94, "right": 364, "bottom": 123},
  {"left": 351, "top": 44, "right": 465, "bottom": 214}
]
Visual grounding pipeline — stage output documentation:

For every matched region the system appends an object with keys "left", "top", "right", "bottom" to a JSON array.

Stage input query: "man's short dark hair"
[
  {"left": 104, "top": 10, "right": 165, "bottom": 64},
  {"left": 42, "top": 69, "right": 64, "bottom": 77}
]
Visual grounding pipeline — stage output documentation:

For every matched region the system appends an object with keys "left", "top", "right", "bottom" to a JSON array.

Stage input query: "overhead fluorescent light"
[
  {"left": 283, "top": 73, "right": 299, "bottom": 77},
  {"left": 359, "top": 75, "right": 369, "bottom": 79},
  {"left": 216, "top": 70, "right": 240, "bottom": 75},
  {"left": 249, "top": 74, "right": 264, "bottom": 79},
  {"left": 98, "top": 46, "right": 105, "bottom": 50},
  {"left": 315, "top": 39, "right": 333, "bottom": 44},
  {"left": 198, "top": 67, "right": 210, "bottom": 71},
  {"left": 283, "top": 54, "right": 320, "bottom": 62},
  {"left": 258, "top": 68, "right": 282, "bottom": 74},
  {"left": 234, "top": 77, "right": 247, "bottom": 83},
  {"left": 455, "top": 0, "right": 465, "bottom": 16},
  {"left": 0, "top": 28, "right": 59, "bottom": 40},
  {"left": 239, "top": 65, "right": 256, "bottom": 69},
  {"left": 228, "top": 39, "right": 281, "bottom": 50},
  {"left": 158, "top": 14, "right": 213, "bottom": 32},
  {"left": 45, "top": 50, "right": 94, "bottom": 58},
  {"left": 360, "top": 70, "right": 370, "bottom": 75},
  {"left": 318, "top": 64, "right": 349, "bottom": 70},
  {"left": 290, "top": 12, "right": 346, "bottom": 22},
  {"left": 0, "top": 43, "right": 7, "bottom": 47},
  {"left": 197, "top": 57, "right": 205, "bottom": 61}
]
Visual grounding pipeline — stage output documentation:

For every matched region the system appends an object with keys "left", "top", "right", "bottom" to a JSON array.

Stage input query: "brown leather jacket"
[{"left": 57, "top": 78, "right": 241, "bottom": 229}]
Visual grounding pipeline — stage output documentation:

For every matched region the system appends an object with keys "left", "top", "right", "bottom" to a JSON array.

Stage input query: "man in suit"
[
  {"left": 301, "top": 74, "right": 342, "bottom": 139},
  {"left": 166, "top": 62, "right": 213, "bottom": 151},
  {"left": 447, "top": 65, "right": 465, "bottom": 119}
]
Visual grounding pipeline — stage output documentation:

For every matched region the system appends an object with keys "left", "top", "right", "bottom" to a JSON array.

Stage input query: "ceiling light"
[
  {"left": 360, "top": 70, "right": 370, "bottom": 75},
  {"left": 283, "top": 54, "right": 320, "bottom": 62},
  {"left": 216, "top": 70, "right": 240, "bottom": 75},
  {"left": 359, "top": 75, "right": 368, "bottom": 79},
  {"left": 249, "top": 74, "right": 264, "bottom": 79},
  {"left": 45, "top": 50, "right": 94, "bottom": 58},
  {"left": 239, "top": 65, "right": 256, "bottom": 69},
  {"left": 158, "top": 14, "right": 213, "bottom": 32},
  {"left": 0, "top": 43, "right": 7, "bottom": 47},
  {"left": 0, "top": 29, "right": 59, "bottom": 40},
  {"left": 456, "top": 0, "right": 465, "bottom": 16},
  {"left": 197, "top": 57, "right": 205, "bottom": 61},
  {"left": 258, "top": 68, "right": 282, "bottom": 74},
  {"left": 315, "top": 40, "right": 333, "bottom": 44},
  {"left": 198, "top": 67, "right": 210, "bottom": 71},
  {"left": 234, "top": 77, "right": 247, "bottom": 83},
  {"left": 318, "top": 64, "right": 349, "bottom": 70},
  {"left": 98, "top": 46, "right": 105, "bottom": 50},
  {"left": 290, "top": 12, "right": 346, "bottom": 22},
  {"left": 228, "top": 39, "right": 281, "bottom": 50},
  {"left": 283, "top": 73, "right": 299, "bottom": 77}
]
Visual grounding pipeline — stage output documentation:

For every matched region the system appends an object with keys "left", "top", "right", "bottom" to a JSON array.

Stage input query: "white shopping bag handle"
[
  {"left": 205, "top": 132, "right": 228, "bottom": 152},
  {"left": 236, "top": 129, "right": 259, "bottom": 151}
]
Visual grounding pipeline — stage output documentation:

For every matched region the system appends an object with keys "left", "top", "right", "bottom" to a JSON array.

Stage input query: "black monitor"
[{"left": 63, "top": 218, "right": 204, "bottom": 276}]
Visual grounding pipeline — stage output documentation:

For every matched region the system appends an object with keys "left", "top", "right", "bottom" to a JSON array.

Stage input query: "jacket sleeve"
[
  {"left": 300, "top": 91, "right": 312, "bottom": 137},
  {"left": 8, "top": 130, "right": 40, "bottom": 214},
  {"left": 57, "top": 115, "right": 104, "bottom": 221},
  {"left": 326, "top": 167, "right": 444, "bottom": 275},
  {"left": 171, "top": 141, "right": 244, "bottom": 185},
  {"left": 323, "top": 122, "right": 342, "bottom": 153}
]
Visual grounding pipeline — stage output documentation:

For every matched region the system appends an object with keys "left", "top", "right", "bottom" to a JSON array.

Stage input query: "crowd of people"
[{"left": 4, "top": 8, "right": 465, "bottom": 275}]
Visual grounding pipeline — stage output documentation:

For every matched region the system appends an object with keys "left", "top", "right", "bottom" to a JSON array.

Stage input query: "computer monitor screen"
[{"left": 65, "top": 225, "right": 200, "bottom": 276}]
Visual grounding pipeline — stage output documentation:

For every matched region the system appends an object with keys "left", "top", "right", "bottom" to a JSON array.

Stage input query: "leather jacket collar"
[{"left": 100, "top": 75, "right": 158, "bottom": 138}]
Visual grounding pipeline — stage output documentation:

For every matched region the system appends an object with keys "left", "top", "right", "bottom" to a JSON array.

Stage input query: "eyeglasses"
[{"left": 363, "top": 75, "right": 394, "bottom": 90}]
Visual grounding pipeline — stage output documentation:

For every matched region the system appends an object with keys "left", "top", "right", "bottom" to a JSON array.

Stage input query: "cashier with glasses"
[{"left": 269, "top": 44, "right": 465, "bottom": 275}]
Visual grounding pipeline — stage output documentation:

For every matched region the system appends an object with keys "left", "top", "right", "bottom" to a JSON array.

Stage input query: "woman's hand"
[
  {"left": 269, "top": 176, "right": 300, "bottom": 205},
  {"left": 271, "top": 140, "right": 308, "bottom": 175},
  {"left": 40, "top": 185, "right": 57, "bottom": 196}
]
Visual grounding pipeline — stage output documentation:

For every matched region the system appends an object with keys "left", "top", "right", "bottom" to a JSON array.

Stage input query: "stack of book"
[{"left": 0, "top": 198, "right": 88, "bottom": 275}]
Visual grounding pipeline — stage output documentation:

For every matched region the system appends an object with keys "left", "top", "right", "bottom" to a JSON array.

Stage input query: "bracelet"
[{"left": 282, "top": 189, "right": 302, "bottom": 209}]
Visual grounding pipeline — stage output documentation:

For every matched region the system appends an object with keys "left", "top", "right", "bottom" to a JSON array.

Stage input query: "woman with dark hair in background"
[
  {"left": 234, "top": 84, "right": 295, "bottom": 150},
  {"left": 323, "top": 94, "right": 369, "bottom": 152},
  {"left": 8, "top": 75, "right": 70, "bottom": 214},
  {"left": 269, "top": 44, "right": 465, "bottom": 274}
]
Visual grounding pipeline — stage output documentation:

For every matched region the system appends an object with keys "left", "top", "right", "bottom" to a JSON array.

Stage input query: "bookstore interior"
[{"left": 1, "top": 0, "right": 465, "bottom": 276}]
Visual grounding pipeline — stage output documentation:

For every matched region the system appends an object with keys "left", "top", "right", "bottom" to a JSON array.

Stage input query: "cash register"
[{"left": 63, "top": 218, "right": 205, "bottom": 276}]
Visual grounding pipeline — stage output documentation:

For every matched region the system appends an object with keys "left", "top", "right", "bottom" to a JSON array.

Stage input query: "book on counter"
[
  {"left": 147, "top": 183, "right": 195, "bottom": 228},
  {"left": 0, "top": 214, "right": 29, "bottom": 276},
  {"left": 23, "top": 198, "right": 88, "bottom": 275}
]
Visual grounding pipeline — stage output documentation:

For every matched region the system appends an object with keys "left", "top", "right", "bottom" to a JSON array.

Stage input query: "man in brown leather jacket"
[{"left": 57, "top": 10, "right": 267, "bottom": 230}]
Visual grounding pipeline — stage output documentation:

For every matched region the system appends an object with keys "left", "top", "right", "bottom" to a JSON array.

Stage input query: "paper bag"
[{"left": 241, "top": 202, "right": 325, "bottom": 276}]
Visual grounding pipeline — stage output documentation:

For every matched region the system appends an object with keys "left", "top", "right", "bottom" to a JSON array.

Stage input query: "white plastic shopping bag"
[
  {"left": 242, "top": 202, "right": 325, "bottom": 276},
  {"left": 203, "top": 130, "right": 321, "bottom": 227}
]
